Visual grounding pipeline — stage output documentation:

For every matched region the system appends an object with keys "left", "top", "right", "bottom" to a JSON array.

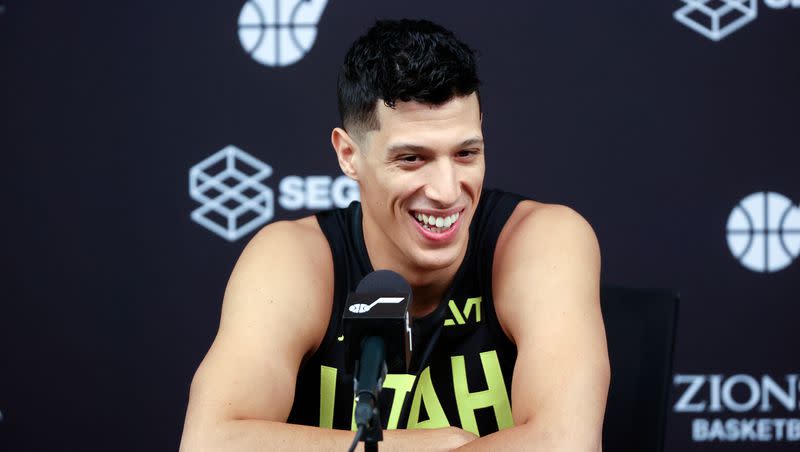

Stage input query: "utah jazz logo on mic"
[{"left": 348, "top": 297, "right": 405, "bottom": 314}]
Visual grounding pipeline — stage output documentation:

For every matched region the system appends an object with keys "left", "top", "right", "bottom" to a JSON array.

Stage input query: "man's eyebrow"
[
  {"left": 386, "top": 143, "right": 428, "bottom": 155},
  {"left": 458, "top": 137, "right": 484, "bottom": 148},
  {"left": 386, "top": 137, "right": 484, "bottom": 155}
]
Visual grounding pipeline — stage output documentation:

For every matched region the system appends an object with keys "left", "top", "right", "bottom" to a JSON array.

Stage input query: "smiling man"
[{"left": 181, "top": 19, "right": 609, "bottom": 451}]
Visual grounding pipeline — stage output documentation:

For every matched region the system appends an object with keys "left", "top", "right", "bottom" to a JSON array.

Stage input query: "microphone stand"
[
  {"left": 343, "top": 270, "right": 414, "bottom": 452},
  {"left": 353, "top": 336, "right": 387, "bottom": 452}
]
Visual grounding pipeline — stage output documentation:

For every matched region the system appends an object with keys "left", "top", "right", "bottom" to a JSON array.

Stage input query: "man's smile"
[{"left": 408, "top": 209, "right": 464, "bottom": 241}]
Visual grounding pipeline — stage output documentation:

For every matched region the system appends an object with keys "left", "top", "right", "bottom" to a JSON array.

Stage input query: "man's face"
[{"left": 353, "top": 93, "right": 484, "bottom": 272}]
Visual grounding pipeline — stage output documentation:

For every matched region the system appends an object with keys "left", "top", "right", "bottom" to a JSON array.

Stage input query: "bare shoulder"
[
  {"left": 234, "top": 215, "right": 332, "bottom": 282},
  {"left": 242, "top": 215, "right": 330, "bottom": 264},
  {"left": 493, "top": 200, "right": 601, "bottom": 342},
  {"left": 495, "top": 200, "right": 600, "bottom": 269}
]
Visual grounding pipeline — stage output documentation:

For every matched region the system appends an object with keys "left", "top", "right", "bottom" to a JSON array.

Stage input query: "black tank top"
[{"left": 287, "top": 189, "right": 525, "bottom": 437}]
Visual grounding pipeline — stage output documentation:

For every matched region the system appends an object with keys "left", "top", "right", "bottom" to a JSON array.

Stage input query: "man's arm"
[
  {"left": 457, "top": 202, "right": 610, "bottom": 451},
  {"left": 179, "top": 218, "right": 476, "bottom": 452}
]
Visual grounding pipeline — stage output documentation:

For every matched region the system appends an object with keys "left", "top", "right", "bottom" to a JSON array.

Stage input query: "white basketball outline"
[
  {"left": 237, "top": 0, "right": 329, "bottom": 67},
  {"left": 726, "top": 191, "right": 800, "bottom": 273}
]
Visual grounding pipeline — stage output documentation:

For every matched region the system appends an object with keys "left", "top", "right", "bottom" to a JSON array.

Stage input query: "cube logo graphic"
[
  {"left": 726, "top": 192, "right": 800, "bottom": 273},
  {"left": 238, "top": 0, "right": 329, "bottom": 67},
  {"left": 190, "top": 145, "right": 275, "bottom": 242},
  {"left": 674, "top": 0, "right": 758, "bottom": 41}
]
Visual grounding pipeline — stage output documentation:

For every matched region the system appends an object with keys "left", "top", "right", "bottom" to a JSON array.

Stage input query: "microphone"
[{"left": 343, "top": 270, "right": 413, "bottom": 434}]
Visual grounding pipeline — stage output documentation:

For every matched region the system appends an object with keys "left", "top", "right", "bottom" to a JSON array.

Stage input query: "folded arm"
[{"left": 179, "top": 219, "right": 477, "bottom": 452}]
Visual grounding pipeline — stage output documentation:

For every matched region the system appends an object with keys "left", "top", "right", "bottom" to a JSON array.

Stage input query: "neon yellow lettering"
[
  {"left": 451, "top": 351, "right": 513, "bottom": 436},
  {"left": 383, "top": 374, "right": 416, "bottom": 429},
  {"left": 462, "top": 296, "right": 482, "bottom": 323},
  {"left": 445, "top": 299, "right": 466, "bottom": 326},
  {"left": 407, "top": 366, "right": 450, "bottom": 429},
  {"left": 319, "top": 365, "right": 337, "bottom": 428},
  {"left": 349, "top": 374, "right": 417, "bottom": 431}
]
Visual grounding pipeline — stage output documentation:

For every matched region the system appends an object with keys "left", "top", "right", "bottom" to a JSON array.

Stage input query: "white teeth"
[{"left": 413, "top": 210, "right": 461, "bottom": 232}]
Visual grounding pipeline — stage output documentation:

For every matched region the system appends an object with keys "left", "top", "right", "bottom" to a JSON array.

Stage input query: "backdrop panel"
[{"left": 1, "top": 1, "right": 798, "bottom": 450}]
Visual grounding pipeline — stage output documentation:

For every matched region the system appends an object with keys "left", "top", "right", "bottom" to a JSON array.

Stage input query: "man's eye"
[
  {"left": 400, "top": 155, "right": 420, "bottom": 163},
  {"left": 457, "top": 150, "right": 476, "bottom": 158}
]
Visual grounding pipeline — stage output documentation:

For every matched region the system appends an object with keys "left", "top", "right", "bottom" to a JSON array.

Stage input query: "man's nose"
[{"left": 424, "top": 159, "right": 460, "bottom": 206}]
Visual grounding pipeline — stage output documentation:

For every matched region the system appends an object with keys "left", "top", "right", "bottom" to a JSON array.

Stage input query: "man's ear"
[{"left": 331, "top": 127, "right": 361, "bottom": 180}]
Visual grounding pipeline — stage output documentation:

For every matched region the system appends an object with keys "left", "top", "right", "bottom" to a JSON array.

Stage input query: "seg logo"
[
  {"left": 726, "top": 191, "right": 800, "bottom": 273},
  {"left": 674, "top": 0, "right": 758, "bottom": 42},
  {"left": 190, "top": 145, "right": 275, "bottom": 242},
  {"left": 237, "top": 0, "right": 329, "bottom": 67},
  {"left": 674, "top": 0, "right": 800, "bottom": 42},
  {"left": 189, "top": 145, "right": 358, "bottom": 241},
  {"left": 279, "top": 175, "right": 360, "bottom": 211}
]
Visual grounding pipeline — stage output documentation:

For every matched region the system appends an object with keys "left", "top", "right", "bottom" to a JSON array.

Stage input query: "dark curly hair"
[{"left": 337, "top": 19, "right": 481, "bottom": 136}]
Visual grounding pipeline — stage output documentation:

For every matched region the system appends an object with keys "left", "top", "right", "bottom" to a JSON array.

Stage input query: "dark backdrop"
[{"left": 2, "top": 1, "right": 799, "bottom": 450}]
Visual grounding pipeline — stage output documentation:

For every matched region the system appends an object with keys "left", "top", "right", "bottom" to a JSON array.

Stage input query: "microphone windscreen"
[
  {"left": 344, "top": 269, "right": 413, "bottom": 374},
  {"left": 355, "top": 269, "right": 412, "bottom": 296}
]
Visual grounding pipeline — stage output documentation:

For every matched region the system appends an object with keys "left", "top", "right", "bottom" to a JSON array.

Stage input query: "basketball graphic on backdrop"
[
  {"left": 238, "top": 0, "right": 329, "bottom": 67},
  {"left": 726, "top": 192, "right": 800, "bottom": 273}
]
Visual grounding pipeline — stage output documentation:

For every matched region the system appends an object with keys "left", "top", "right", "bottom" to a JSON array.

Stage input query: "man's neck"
[{"left": 362, "top": 216, "right": 466, "bottom": 318}]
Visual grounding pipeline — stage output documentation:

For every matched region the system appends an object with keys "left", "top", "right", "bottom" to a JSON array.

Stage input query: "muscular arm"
[
  {"left": 179, "top": 219, "right": 475, "bottom": 452},
  {"left": 456, "top": 203, "right": 610, "bottom": 451}
]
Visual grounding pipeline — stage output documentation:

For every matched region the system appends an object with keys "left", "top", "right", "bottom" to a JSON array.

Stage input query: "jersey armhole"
[
  {"left": 298, "top": 212, "right": 345, "bottom": 369},
  {"left": 480, "top": 190, "right": 526, "bottom": 348}
]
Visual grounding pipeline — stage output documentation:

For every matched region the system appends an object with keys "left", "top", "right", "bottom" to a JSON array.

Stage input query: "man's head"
[
  {"left": 331, "top": 19, "right": 485, "bottom": 276},
  {"left": 337, "top": 19, "right": 481, "bottom": 139}
]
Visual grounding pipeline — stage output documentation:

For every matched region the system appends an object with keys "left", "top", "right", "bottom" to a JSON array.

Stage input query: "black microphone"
[{"left": 343, "top": 270, "right": 413, "bottom": 433}]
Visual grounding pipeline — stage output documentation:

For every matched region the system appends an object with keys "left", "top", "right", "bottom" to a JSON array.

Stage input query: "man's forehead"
[{"left": 365, "top": 94, "right": 482, "bottom": 148}]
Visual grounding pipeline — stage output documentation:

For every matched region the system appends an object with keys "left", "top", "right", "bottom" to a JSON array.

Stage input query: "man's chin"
[
  {"left": 400, "top": 218, "right": 469, "bottom": 271},
  {"left": 407, "top": 247, "right": 462, "bottom": 273}
]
